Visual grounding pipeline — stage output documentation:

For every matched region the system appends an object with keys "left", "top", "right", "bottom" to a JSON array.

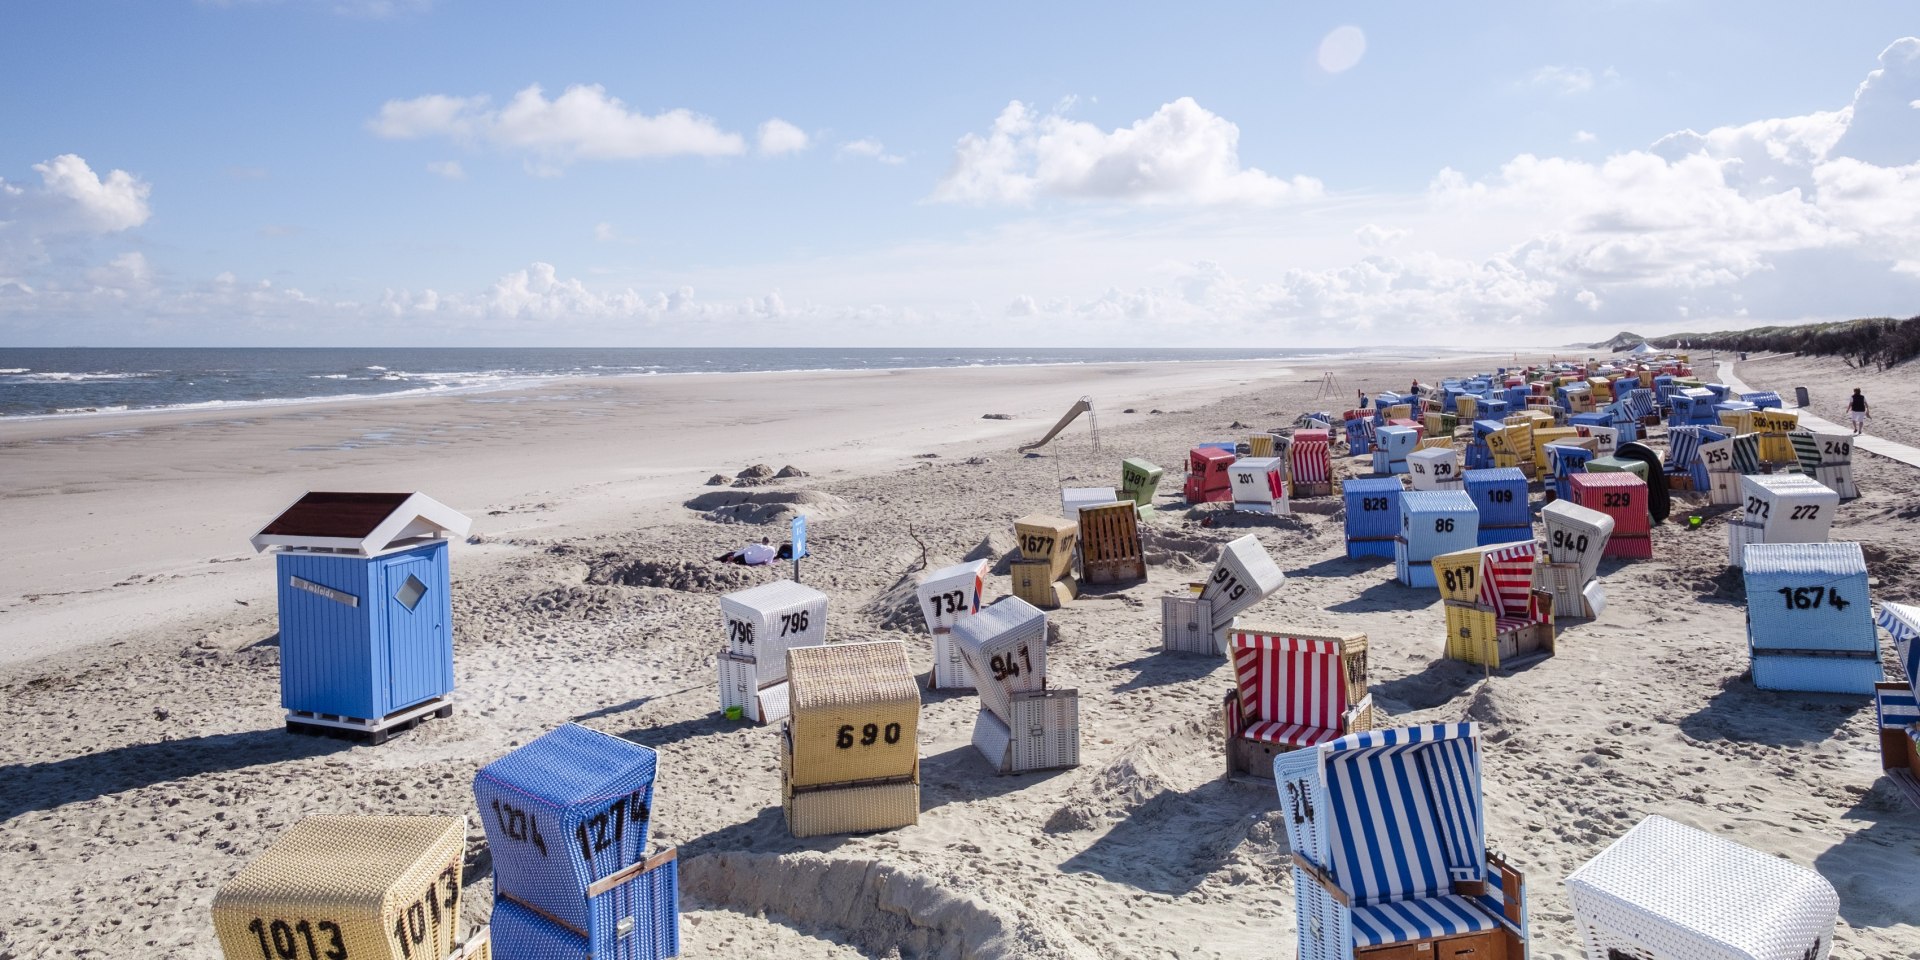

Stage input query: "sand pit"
[{"left": 685, "top": 489, "right": 854, "bottom": 524}]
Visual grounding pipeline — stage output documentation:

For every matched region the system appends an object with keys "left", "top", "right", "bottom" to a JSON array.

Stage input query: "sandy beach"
[{"left": 3, "top": 354, "right": 1918, "bottom": 959}]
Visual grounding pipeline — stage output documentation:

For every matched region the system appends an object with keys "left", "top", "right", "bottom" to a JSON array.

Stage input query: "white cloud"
[
  {"left": 930, "top": 97, "right": 1322, "bottom": 207},
  {"left": 838, "top": 138, "right": 905, "bottom": 164},
  {"left": 1, "top": 155, "right": 153, "bottom": 234},
  {"left": 369, "top": 84, "right": 747, "bottom": 166},
  {"left": 425, "top": 160, "right": 465, "bottom": 180},
  {"left": 593, "top": 222, "right": 619, "bottom": 243},
  {"left": 1573, "top": 130, "right": 1597, "bottom": 144},
  {"left": 757, "top": 118, "right": 810, "bottom": 155},
  {"left": 1355, "top": 224, "right": 1410, "bottom": 248},
  {"left": 1317, "top": 26, "right": 1367, "bottom": 74},
  {"left": 1528, "top": 65, "right": 1595, "bottom": 95},
  {"left": 1576, "top": 289, "right": 1602, "bottom": 311}
]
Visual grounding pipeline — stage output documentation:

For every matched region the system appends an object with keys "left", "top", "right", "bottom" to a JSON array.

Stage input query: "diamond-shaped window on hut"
[{"left": 396, "top": 573, "right": 427, "bottom": 611}]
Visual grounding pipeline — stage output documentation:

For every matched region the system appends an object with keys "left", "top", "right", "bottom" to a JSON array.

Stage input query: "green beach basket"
[{"left": 1120, "top": 458, "right": 1165, "bottom": 519}]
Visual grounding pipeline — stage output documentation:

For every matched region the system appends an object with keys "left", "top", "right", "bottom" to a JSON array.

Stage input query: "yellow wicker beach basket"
[
  {"left": 1013, "top": 514, "right": 1078, "bottom": 581},
  {"left": 213, "top": 815, "right": 466, "bottom": 960},
  {"left": 785, "top": 641, "right": 920, "bottom": 788}
]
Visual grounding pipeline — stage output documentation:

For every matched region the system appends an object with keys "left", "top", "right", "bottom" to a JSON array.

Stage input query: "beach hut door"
[{"left": 384, "top": 556, "right": 439, "bottom": 710}]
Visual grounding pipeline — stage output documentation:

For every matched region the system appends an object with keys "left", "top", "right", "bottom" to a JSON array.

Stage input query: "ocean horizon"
[{"left": 0, "top": 345, "right": 1442, "bottom": 419}]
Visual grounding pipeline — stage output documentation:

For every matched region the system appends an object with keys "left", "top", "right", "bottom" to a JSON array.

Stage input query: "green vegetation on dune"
[{"left": 1596, "top": 316, "right": 1920, "bottom": 370}]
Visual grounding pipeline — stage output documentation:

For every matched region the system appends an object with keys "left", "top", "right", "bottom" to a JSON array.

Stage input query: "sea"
[{"left": 0, "top": 347, "right": 1386, "bottom": 419}]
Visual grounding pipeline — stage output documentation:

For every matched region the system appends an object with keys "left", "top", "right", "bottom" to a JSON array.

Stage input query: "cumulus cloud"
[
  {"left": 930, "top": 97, "right": 1321, "bottom": 206},
  {"left": 369, "top": 84, "right": 747, "bottom": 165},
  {"left": 757, "top": 118, "right": 810, "bottom": 155},
  {"left": 1573, "top": 130, "right": 1597, "bottom": 144},
  {"left": 838, "top": 138, "right": 905, "bottom": 164},
  {"left": 0, "top": 155, "right": 153, "bottom": 234}
]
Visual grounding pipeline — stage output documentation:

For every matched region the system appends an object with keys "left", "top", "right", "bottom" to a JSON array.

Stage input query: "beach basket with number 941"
[
  {"left": 782, "top": 640, "right": 922, "bottom": 837},
  {"left": 213, "top": 815, "right": 467, "bottom": 960}
]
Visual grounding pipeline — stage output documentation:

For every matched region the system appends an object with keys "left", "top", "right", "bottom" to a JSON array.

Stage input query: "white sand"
[{"left": 2, "top": 355, "right": 1916, "bottom": 959}]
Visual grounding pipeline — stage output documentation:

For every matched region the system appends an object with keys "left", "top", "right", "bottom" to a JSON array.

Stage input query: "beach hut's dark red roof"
[{"left": 258, "top": 492, "right": 414, "bottom": 539}]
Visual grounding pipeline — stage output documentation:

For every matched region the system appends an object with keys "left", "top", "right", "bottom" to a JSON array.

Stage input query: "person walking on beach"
[{"left": 1848, "top": 388, "right": 1870, "bottom": 435}]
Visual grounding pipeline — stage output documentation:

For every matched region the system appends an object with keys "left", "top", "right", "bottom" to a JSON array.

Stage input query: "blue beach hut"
[
  {"left": 250, "top": 491, "right": 472, "bottom": 742},
  {"left": 1343, "top": 477, "right": 1405, "bottom": 559},
  {"left": 1274, "top": 724, "right": 1529, "bottom": 959}
]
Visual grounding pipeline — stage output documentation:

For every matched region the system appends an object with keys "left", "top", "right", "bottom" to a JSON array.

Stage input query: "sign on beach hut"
[
  {"left": 717, "top": 579, "right": 828, "bottom": 724},
  {"left": 783, "top": 640, "right": 922, "bottom": 837},
  {"left": 249, "top": 491, "right": 473, "bottom": 743},
  {"left": 917, "top": 559, "right": 989, "bottom": 689}
]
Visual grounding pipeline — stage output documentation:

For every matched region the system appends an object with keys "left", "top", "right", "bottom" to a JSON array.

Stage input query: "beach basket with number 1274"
[{"left": 472, "top": 723, "right": 678, "bottom": 960}]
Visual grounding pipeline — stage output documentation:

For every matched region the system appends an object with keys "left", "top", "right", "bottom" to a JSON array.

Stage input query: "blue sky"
[{"left": 2, "top": 1, "right": 1916, "bottom": 346}]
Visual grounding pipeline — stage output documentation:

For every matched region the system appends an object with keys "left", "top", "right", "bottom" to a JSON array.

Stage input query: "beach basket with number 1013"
[{"left": 214, "top": 816, "right": 466, "bottom": 960}]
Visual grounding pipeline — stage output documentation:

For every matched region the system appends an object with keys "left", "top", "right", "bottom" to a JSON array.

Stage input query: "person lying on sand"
[{"left": 715, "top": 537, "right": 778, "bottom": 566}]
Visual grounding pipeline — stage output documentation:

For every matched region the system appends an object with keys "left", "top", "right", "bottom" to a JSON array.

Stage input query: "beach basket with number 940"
[
  {"left": 213, "top": 815, "right": 466, "bottom": 960},
  {"left": 782, "top": 640, "right": 922, "bottom": 837}
]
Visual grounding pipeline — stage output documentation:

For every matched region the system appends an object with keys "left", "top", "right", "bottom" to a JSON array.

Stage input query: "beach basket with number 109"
[
  {"left": 214, "top": 816, "right": 466, "bottom": 960},
  {"left": 783, "top": 640, "right": 921, "bottom": 837},
  {"left": 472, "top": 723, "right": 677, "bottom": 960}
]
